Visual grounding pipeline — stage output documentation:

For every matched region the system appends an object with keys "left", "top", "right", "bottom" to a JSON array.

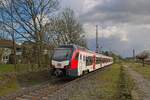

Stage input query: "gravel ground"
[
  {"left": 47, "top": 67, "right": 113, "bottom": 100},
  {"left": 124, "top": 65, "right": 150, "bottom": 100}
]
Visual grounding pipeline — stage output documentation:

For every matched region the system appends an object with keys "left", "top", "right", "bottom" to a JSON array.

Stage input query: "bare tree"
[
  {"left": 0, "top": 0, "right": 59, "bottom": 68},
  {"left": 47, "top": 8, "right": 87, "bottom": 47},
  {"left": 136, "top": 51, "right": 149, "bottom": 67},
  {"left": 0, "top": 0, "right": 17, "bottom": 69},
  {"left": 0, "top": 9, "right": 10, "bottom": 40},
  {"left": 0, "top": 24, "right": 8, "bottom": 40}
]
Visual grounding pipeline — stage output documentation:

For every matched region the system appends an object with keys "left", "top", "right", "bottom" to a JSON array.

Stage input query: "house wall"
[{"left": 0, "top": 48, "right": 12, "bottom": 64}]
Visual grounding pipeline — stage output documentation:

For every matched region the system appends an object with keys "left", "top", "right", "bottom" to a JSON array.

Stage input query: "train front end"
[{"left": 52, "top": 45, "right": 78, "bottom": 78}]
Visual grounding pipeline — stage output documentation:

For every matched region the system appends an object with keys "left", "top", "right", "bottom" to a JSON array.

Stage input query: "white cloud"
[
  {"left": 83, "top": 23, "right": 128, "bottom": 41},
  {"left": 60, "top": 0, "right": 84, "bottom": 16},
  {"left": 61, "top": 0, "right": 150, "bottom": 57},
  {"left": 0, "top": 0, "right": 10, "bottom": 7},
  {"left": 82, "top": 0, "right": 99, "bottom": 12}
]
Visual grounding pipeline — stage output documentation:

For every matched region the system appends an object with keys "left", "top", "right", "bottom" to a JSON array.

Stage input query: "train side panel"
[{"left": 76, "top": 51, "right": 113, "bottom": 76}]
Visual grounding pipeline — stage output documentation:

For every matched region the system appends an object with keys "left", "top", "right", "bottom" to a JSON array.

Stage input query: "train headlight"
[{"left": 64, "top": 65, "right": 70, "bottom": 69}]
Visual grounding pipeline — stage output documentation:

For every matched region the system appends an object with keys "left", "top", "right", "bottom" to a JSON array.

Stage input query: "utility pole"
[
  {"left": 96, "top": 25, "right": 99, "bottom": 53},
  {"left": 133, "top": 49, "right": 135, "bottom": 60},
  {"left": 101, "top": 24, "right": 103, "bottom": 54}
]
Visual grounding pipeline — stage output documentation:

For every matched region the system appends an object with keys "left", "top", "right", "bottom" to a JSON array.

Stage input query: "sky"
[{"left": 60, "top": 0, "right": 150, "bottom": 57}]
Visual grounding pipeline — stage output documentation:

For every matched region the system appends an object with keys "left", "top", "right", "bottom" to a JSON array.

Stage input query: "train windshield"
[{"left": 53, "top": 48, "right": 73, "bottom": 61}]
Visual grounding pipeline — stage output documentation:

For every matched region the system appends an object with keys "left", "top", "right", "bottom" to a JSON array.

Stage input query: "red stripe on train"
[
  {"left": 93, "top": 54, "right": 96, "bottom": 70},
  {"left": 70, "top": 50, "right": 79, "bottom": 70}
]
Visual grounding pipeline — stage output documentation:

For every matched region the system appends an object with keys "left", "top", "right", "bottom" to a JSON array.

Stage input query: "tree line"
[{"left": 0, "top": 0, "right": 87, "bottom": 71}]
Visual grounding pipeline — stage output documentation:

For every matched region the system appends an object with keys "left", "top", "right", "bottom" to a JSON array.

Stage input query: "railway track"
[{"left": 0, "top": 66, "right": 110, "bottom": 100}]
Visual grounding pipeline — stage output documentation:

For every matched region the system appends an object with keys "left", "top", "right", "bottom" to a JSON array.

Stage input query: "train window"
[
  {"left": 96, "top": 57, "right": 101, "bottom": 64},
  {"left": 101, "top": 58, "right": 105, "bottom": 63},
  {"left": 83, "top": 55, "right": 86, "bottom": 61},
  {"left": 75, "top": 53, "right": 79, "bottom": 60},
  {"left": 96, "top": 57, "right": 99, "bottom": 64},
  {"left": 86, "top": 56, "right": 93, "bottom": 66},
  {"left": 80, "top": 54, "right": 82, "bottom": 60}
]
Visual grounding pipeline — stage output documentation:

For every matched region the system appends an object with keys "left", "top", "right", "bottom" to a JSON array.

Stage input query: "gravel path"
[{"left": 124, "top": 65, "right": 150, "bottom": 100}]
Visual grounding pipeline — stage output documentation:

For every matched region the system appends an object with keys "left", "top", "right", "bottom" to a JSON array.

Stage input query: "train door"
[
  {"left": 93, "top": 55, "right": 96, "bottom": 70},
  {"left": 78, "top": 53, "right": 83, "bottom": 75},
  {"left": 83, "top": 55, "right": 86, "bottom": 70}
]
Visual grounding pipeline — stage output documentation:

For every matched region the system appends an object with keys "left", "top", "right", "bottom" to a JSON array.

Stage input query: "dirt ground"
[{"left": 124, "top": 65, "right": 150, "bottom": 100}]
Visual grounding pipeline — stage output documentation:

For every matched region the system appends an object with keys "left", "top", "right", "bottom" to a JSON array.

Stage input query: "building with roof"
[{"left": 0, "top": 40, "right": 21, "bottom": 64}]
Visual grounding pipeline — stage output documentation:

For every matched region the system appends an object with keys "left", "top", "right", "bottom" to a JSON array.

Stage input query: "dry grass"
[
  {"left": 128, "top": 62, "right": 150, "bottom": 80},
  {"left": 65, "top": 63, "right": 134, "bottom": 100},
  {"left": 68, "top": 64, "right": 121, "bottom": 100}
]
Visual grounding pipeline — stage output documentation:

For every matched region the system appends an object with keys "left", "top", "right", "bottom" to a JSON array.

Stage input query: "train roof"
[{"left": 58, "top": 44, "right": 113, "bottom": 59}]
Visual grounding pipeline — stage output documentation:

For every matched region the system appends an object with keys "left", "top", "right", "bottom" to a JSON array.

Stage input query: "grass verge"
[
  {"left": 96, "top": 64, "right": 121, "bottom": 99},
  {"left": 128, "top": 62, "right": 150, "bottom": 80},
  {"left": 0, "top": 64, "right": 51, "bottom": 96},
  {"left": 68, "top": 64, "right": 134, "bottom": 100},
  {"left": 0, "top": 64, "right": 48, "bottom": 74},
  {"left": 0, "top": 64, "right": 15, "bottom": 74},
  {"left": 0, "top": 70, "right": 50, "bottom": 96}
]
